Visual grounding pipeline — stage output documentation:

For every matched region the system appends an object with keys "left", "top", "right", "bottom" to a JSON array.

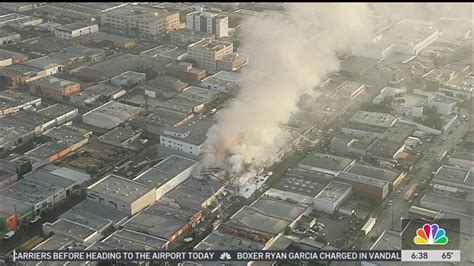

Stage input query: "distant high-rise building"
[{"left": 186, "top": 11, "right": 228, "bottom": 38}]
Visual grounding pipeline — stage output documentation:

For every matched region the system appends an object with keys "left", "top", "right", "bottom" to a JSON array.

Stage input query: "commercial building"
[
  {"left": 420, "top": 192, "right": 473, "bottom": 217},
  {"left": 42, "top": 217, "right": 103, "bottom": 245},
  {"left": 200, "top": 70, "right": 241, "bottom": 92},
  {"left": 0, "top": 90, "right": 41, "bottom": 116},
  {"left": 343, "top": 111, "right": 397, "bottom": 137},
  {"left": 0, "top": 169, "right": 76, "bottom": 216},
  {"left": 0, "top": 13, "right": 43, "bottom": 28},
  {"left": 0, "top": 55, "right": 65, "bottom": 86},
  {"left": 195, "top": 231, "right": 264, "bottom": 251},
  {"left": 78, "top": 31, "right": 137, "bottom": 49},
  {"left": 0, "top": 29, "right": 20, "bottom": 46},
  {"left": 187, "top": 39, "right": 233, "bottom": 72},
  {"left": 97, "top": 126, "right": 142, "bottom": 150},
  {"left": 217, "top": 52, "right": 248, "bottom": 72},
  {"left": 347, "top": 163, "right": 406, "bottom": 191},
  {"left": 29, "top": 76, "right": 81, "bottom": 101},
  {"left": 110, "top": 71, "right": 146, "bottom": 88},
  {"left": 54, "top": 22, "right": 99, "bottom": 40},
  {"left": 448, "top": 151, "right": 473, "bottom": 170},
  {"left": 133, "top": 154, "right": 197, "bottom": 200},
  {"left": 82, "top": 101, "right": 141, "bottom": 130},
  {"left": 169, "top": 28, "right": 215, "bottom": 47},
  {"left": 89, "top": 228, "right": 167, "bottom": 251},
  {"left": 298, "top": 152, "right": 355, "bottom": 176},
  {"left": 432, "top": 165, "right": 472, "bottom": 192},
  {"left": 314, "top": 181, "right": 353, "bottom": 215},
  {"left": 186, "top": 11, "right": 229, "bottom": 38},
  {"left": 86, "top": 174, "right": 156, "bottom": 216},
  {"left": 70, "top": 83, "right": 125, "bottom": 107},
  {"left": 329, "top": 134, "right": 376, "bottom": 159},
  {"left": 0, "top": 48, "right": 28, "bottom": 66},
  {"left": 100, "top": 5, "right": 180, "bottom": 36},
  {"left": 335, "top": 171, "right": 389, "bottom": 203},
  {"left": 392, "top": 93, "right": 427, "bottom": 118},
  {"left": 49, "top": 45, "right": 106, "bottom": 66},
  {"left": 0, "top": 195, "right": 33, "bottom": 232},
  {"left": 165, "top": 62, "right": 207, "bottom": 83},
  {"left": 159, "top": 118, "right": 214, "bottom": 156},
  {"left": 0, "top": 2, "right": 39, "bottom": 13},
  {"left": 144, "top": 107, "right": 193, "bottom": 135}
]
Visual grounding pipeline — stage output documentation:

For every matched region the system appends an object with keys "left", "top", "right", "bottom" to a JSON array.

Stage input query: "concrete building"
[
  {"left": 110, "top": 71, "right": 147, "bottom": 88},
  {"left": 70, "top": 83, "right": 125, "bottom": 107},
  {"left": 432, "top": 165, "right": 472, "bottom": 192},
  {"left": 90, "top": 228, "right": 167, "bottom": 251},
  {"left": 29, "top": 76, "right": 80, "bottom": 101},
  {"left": 448, "top": 151, "right": 473, "bottom": 170},
  {"left": 0, "top": 195, "right": 33, "bottom": 232},
  {"left": 298, "top": 152, "right": 355, "bottom": 176},
  {"left": 42, "top": 217, "right": 103, "bottom": 245},
  {"left": 159, "top": 118, "right": 214, "bottom": 156},
  {"left": 335, "top": 171, "right": 389, "bottom": 203},
  {"left": 0, "top": 90, "right": 41, "bottom": 116},
  {"left": 0, "top": 29, "right": 20, "bottom": 46},
  {"left": 133, "top": 154, "right": 197, "bottom": 200},
  {"left": 314, "top": 181, "right": 353, "bottom": 215},
  {"left": 200, "top": 70, "right": 241, "bottom": 92},
  {"left": 329, "top": 134, "right": 376, "bottom": 159},
  {"left": 187, "top": 39, "right": 233, "bottom": 72},
  {"left": 49, "top": 45, "right": 106, "bottom": 66},
  {"left": 0, "top": 48, "right": 28, "bottom": 67},
  {"left": 86, "top": 174, "right": 155, "bottom": 216},
  {"left": 392, "top": 93, "right": 427, "bottom": 118},
  {"left": 165, "top": 62, "right": 207, "bottom": 83},
  {"left": 186, "top": 11, "right": 229, "bottom": 38},
  {"left": 54, "top": 22, "right": 99, "bottom": 40},
  {"left": 169, "top": 28, "right": 215, "bottom": 47},
  {"left": 100, "top": 5, "right": 180, "bottom": 36},
  {"left": 82, "top": 101, "right": 141, "bottom": 130},
  {"left": 0, "top": 13, "right": 42, "bottom": 28},
  {"left": 420, "top": 192, "right": 473, "bottom": 218},
  {"left": 217, "top": 52, "right": 248, "bottom": 72},
  {"left": 346, "top": 163, "right": 406, "bottom": 191},
  {"left": 343, "top": 111, "right": 397, "bottom": 137}
]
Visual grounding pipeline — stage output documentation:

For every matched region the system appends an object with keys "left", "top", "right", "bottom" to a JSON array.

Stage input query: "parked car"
[{"left": 3, "top": 231, "right": 14, "bottom": 240}]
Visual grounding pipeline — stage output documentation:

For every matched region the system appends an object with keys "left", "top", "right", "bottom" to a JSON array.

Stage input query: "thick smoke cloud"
[{"left": 199, "top": 4, "right": 374, "bottom": 177}]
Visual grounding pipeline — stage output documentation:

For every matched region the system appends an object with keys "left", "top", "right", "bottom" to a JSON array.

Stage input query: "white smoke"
[{"left": 198, "top": 3, "right": 374, "bottom": 176}]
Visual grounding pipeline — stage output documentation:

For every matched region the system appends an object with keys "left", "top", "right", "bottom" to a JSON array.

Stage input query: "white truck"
[{"left": 361, "top": 217, "right": 377, "bottom": 235}]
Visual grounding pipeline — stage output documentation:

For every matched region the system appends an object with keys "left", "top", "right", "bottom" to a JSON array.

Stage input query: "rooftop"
[
  {"left": 30, "top": 76, "right": 78, "bottom": 91},
  {"left": 33, "top": 234, "right": 80, "bottom": 251},
  {"left": 299, "top": 152, "right": 354, "bottom": 174},
  {"left": 82, "top": 100, "right": 141, "bottom": 129},
  {"left": 336, "top": 171, "right": 390, "bottom": 189},
  {"left": 188, "top": 39, "right": 232, "bottom": 52},
  {"left": 433, "top": 165, "right": 472, "bottom": 189},
  {"left": 37, "top": 103, "right": 77, "bottom": 119},
  {"left": 162, "top": 117, "right": 215, "bottom": 146},
  {"left": 63, "top": 199, "right": 128, "bottom": 226},
  {"left": 195, "top": 231, "right": 264, "bottom": 251},
  {"left": 87, "top": 174, "right": 154, "bottom": 204},
  {"left": 0, "top": 48, "right": 26, "bottom": 61},
  {"left": 226, "top": 206, "right": 290, "bottom": 236},
  {"left": 43, "top": 218, "right": 98, "bottom": 242},
  {"left": 347, "top": 163, "right": 401, "bottom": 184},
  {"left": 314, "top": 181, "right": 353, "bottom": 203},
  {"left": 103, "top": 5, "right": 177, "bottom": 20},
  {"left": 100, "top": 229, "right": 166, "bottom": 250},
  {"left": 55, "top": 22, "right": 97, "bottom": 32},
  {"left": 348, "top": 111, "right": 397, "bottom": 128},
  {"left": 250, "top": 196, "right": 308, "bottom": 221},
  {"left": 0, "top": 90, "right": 40, "bottom": 111},
  {"left": 133, "top": 154, "right": 196, "bottom": 188},
  {"left": 273, "top": 175, "right": 326, "bottom": 197},
  {"left": 421, "top": 192, "right": 473, "bottom": 217}
]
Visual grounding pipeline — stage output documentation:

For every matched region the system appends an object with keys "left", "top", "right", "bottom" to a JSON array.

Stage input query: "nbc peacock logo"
[{"left": 414, "top": 223, "right": 449, "bottom": 245}]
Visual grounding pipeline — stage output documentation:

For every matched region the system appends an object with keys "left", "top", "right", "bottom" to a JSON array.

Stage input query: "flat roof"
[
  {"left": 299, "top": 152, "right": 354, "bottom": 173},
  {"left": 370, "top": 230, "right": 401, "bottom": 250},
  {"left": 55, "top": 22, "right": 97, "bottom": 32},
  {"left": 314, "top": 181, "right": 352, "bottom": 203},
  {"left": 30, "top": 76, "right": 78, "bottom": 91},
  {"left": 0, "top": 194, "right": 32, "bottom": 217},
  {"left": 98, "top": 126, "right": 140, "bottom": 144},
  {"left": 162, "top": 117, "right": 214, "bottom": 145},
  {"left": 195, "top": 231, "right": 264, "bottom": 250},
  {"left": 87, "top": 174, "right": 154, "bottom": 204},
  {"left": 347, "top": 163, "right": 401, "bottom": 184},
  {"left": 66, "top": 199, "right": 129, "bottom": 225},
  {"left": 433, "top": 165, "right": 472, "bottom": 188},
  {"left": 336, "top": 171, "right": 389, "bottom": 189},
  {"left": 43, "top": 125, "right": 90, "bottom": 143},
  {"left": 37, "top": 103, "right": 77, "bottom": 119},
  {"left": 24, "top": 141, "right": 68, "bottom": 163},
  {"left": 273, "top": 175, "right": 326, "bottom": 197},
  {"left": 103, "top": 5, "right": 178, "bottom": 20},
  {"left": 421, "top": 192, "right": 473, "bottom": 216},
  {"left": 44, "top": 218, "right": 98, "bottom": 242},
  {"left": 133, "top": 154, "right": 196, "bottom": 188},
  {"left": 188, "top": 39, "right": 232, "bottom": 52},
  {"left": 0, "top": 90, "right": 40, "bottom": 110},
  {"left": 250, "top": 196, "right": 308, "bottom": 221},
  {"left": 122, "top": 200, "right": 195, "bottom": 239},
  {"left": 348, "top": 111, "right": 397, "bottom": 128},
  {"left": 101, "top": 229, "right": 166, "bottom": 250},
  {"left": 33, "top": 234, "right": 80, "bottom": 251},
  {"left": 227, "top": 206, "right": 290, "bottom": 235},
  {"left": 59, "top": 203, "right": 113, "bottom": 232},
  {"left": 82, "top": 100, "right": 141, "bottom": 127},
  {"left": 166, "top": 176, "right": 224, "bottom": 211}
]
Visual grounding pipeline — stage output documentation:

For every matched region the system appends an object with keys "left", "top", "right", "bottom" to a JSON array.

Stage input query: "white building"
[
  {"left": 110, "top": 71, "right": 146, "bottom": 88},
  {"left": 314, "top": 181, "right": 352, "bottom": 214},
  {"left": 133, "top": 155, "right": 197, "bottom": 200},
  {"left": 186, "top": 11, "right": 228, "bottom": 38},
  {"left": 86, "top": 174, "right": 155, "bottom": 216},
  {"left": 159, "top": 118, "right": 214, "bottom": 156},
  {"left": 54, "top": 22, "right": 98, "bottom": 40}
]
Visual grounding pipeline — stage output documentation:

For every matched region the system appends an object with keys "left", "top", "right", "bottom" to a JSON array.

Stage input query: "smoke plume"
[{"left": 199, "top": 4, "right": 374, "bottom": 176}]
